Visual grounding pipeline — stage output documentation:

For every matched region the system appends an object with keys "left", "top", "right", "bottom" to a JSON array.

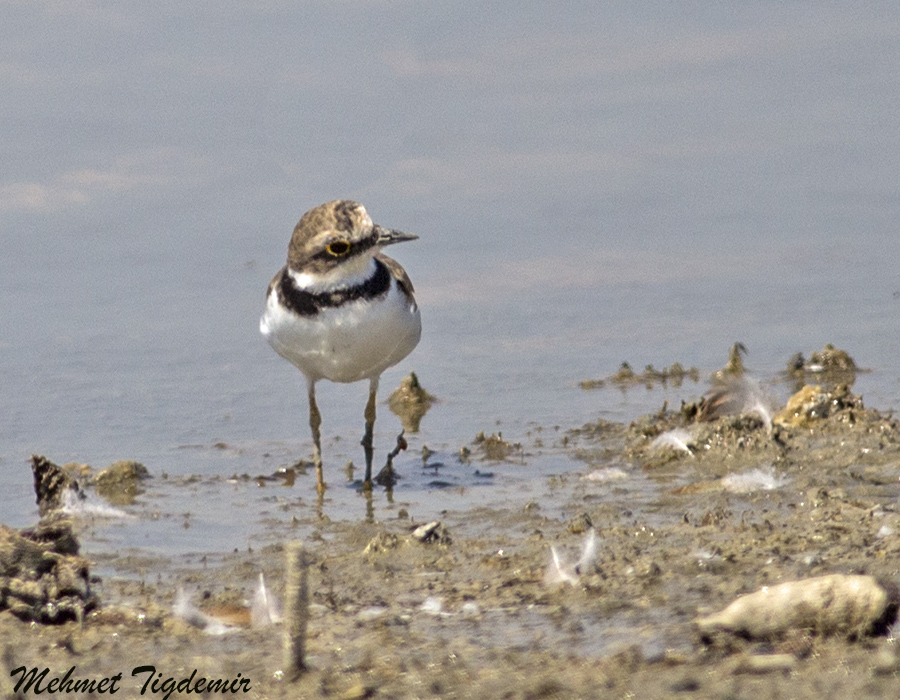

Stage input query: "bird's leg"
[
  {"left": 307, "top": 381, "right": 325, "bottom": 493},
  {"left": 362, "top": 377, "right": 378, "bottom": 489}
]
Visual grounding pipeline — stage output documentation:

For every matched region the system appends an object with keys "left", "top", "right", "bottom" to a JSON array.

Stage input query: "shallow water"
[{"left": 2, "top": 4, "right": 900, "bottom": 564}]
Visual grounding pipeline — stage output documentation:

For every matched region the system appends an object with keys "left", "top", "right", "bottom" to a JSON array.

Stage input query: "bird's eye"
[{"left": 326, "top": 240, "right": 351, "bottom": 256}]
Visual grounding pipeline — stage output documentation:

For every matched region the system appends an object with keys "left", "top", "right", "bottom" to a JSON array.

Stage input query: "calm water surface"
[{"left": 2, "top": 4, "right": 899, "bottom": 554}]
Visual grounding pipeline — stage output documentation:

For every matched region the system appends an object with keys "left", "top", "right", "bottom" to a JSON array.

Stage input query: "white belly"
[{"left": 260, "top": 281, "right": 421, "bottom": 383}]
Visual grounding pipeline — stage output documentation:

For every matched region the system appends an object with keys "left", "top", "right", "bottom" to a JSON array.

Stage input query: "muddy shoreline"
[{"left": 4, "top": 358, "right": 900, "bottom": 698}]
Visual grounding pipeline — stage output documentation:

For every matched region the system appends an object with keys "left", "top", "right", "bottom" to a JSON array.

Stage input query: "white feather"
[
  {"left": 544, "top": 529, "right": 599, "bottom": 587},
  {"left": 721, "top": 465, "right": 789, "bottom": 493},
  {"left": 650, "top": 428, "right": 695, "bottom": 457},
  {"left": 251, "top": 573, "right": 282, "bottom": 627}
]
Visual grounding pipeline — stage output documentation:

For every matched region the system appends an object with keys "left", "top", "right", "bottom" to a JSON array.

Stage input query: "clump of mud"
[
  {"left": 388, "top": 372, "right": 436, "bottom": 432},
  {"left": 0, "top": 514, "right": 96, "bottom": 623},
  {"left": 31, "top": 454, "right": 83, "bottom": 516},
  {"left": 711, "top": 341, "right": 749, "bottom": 381},
  {"left": 772, "top": 383, "right": 863, "bottom": 427},
  {"left": 95, "top": 460, "right": 150, "bottom": 505},
  {"left": 470, "top": 431, "right": 522, "bottom": 462},
  {"left": 580, "top": 361, "right": 700, "bottom": 390},
  {"left": 788, "top": 343, "right": 859, "bottom": 377}
]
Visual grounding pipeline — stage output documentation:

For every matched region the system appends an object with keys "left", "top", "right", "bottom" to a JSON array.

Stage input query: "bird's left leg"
[
  {"left": 307, "top": 380, "right": 325, "bottom": 493},
  {"left": 362, "top": 377, "right": 378, "bottom": 488}
]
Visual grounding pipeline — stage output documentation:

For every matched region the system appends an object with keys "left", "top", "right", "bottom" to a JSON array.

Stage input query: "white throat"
[{"left": 288, "top": 255, "right": 377, "bottom": 293}]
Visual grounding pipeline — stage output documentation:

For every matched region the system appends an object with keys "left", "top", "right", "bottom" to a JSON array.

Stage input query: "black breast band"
[{"left": 278, "top": 259, "right": 392, "bottom": 317}]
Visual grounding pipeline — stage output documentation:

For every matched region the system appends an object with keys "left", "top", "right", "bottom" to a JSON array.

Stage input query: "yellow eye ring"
[{"left": 326, "top": 240, "right": 351, "bottom": 256}]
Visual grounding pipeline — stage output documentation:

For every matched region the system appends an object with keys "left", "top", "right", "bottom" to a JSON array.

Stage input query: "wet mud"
[{"left": 5, "top": 347, "right": 900, "bottom": 698}]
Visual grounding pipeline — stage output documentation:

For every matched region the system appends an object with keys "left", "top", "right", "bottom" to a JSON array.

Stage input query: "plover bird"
[{"left": 260, "top": 200, "right": 421, "bottom": 492}]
